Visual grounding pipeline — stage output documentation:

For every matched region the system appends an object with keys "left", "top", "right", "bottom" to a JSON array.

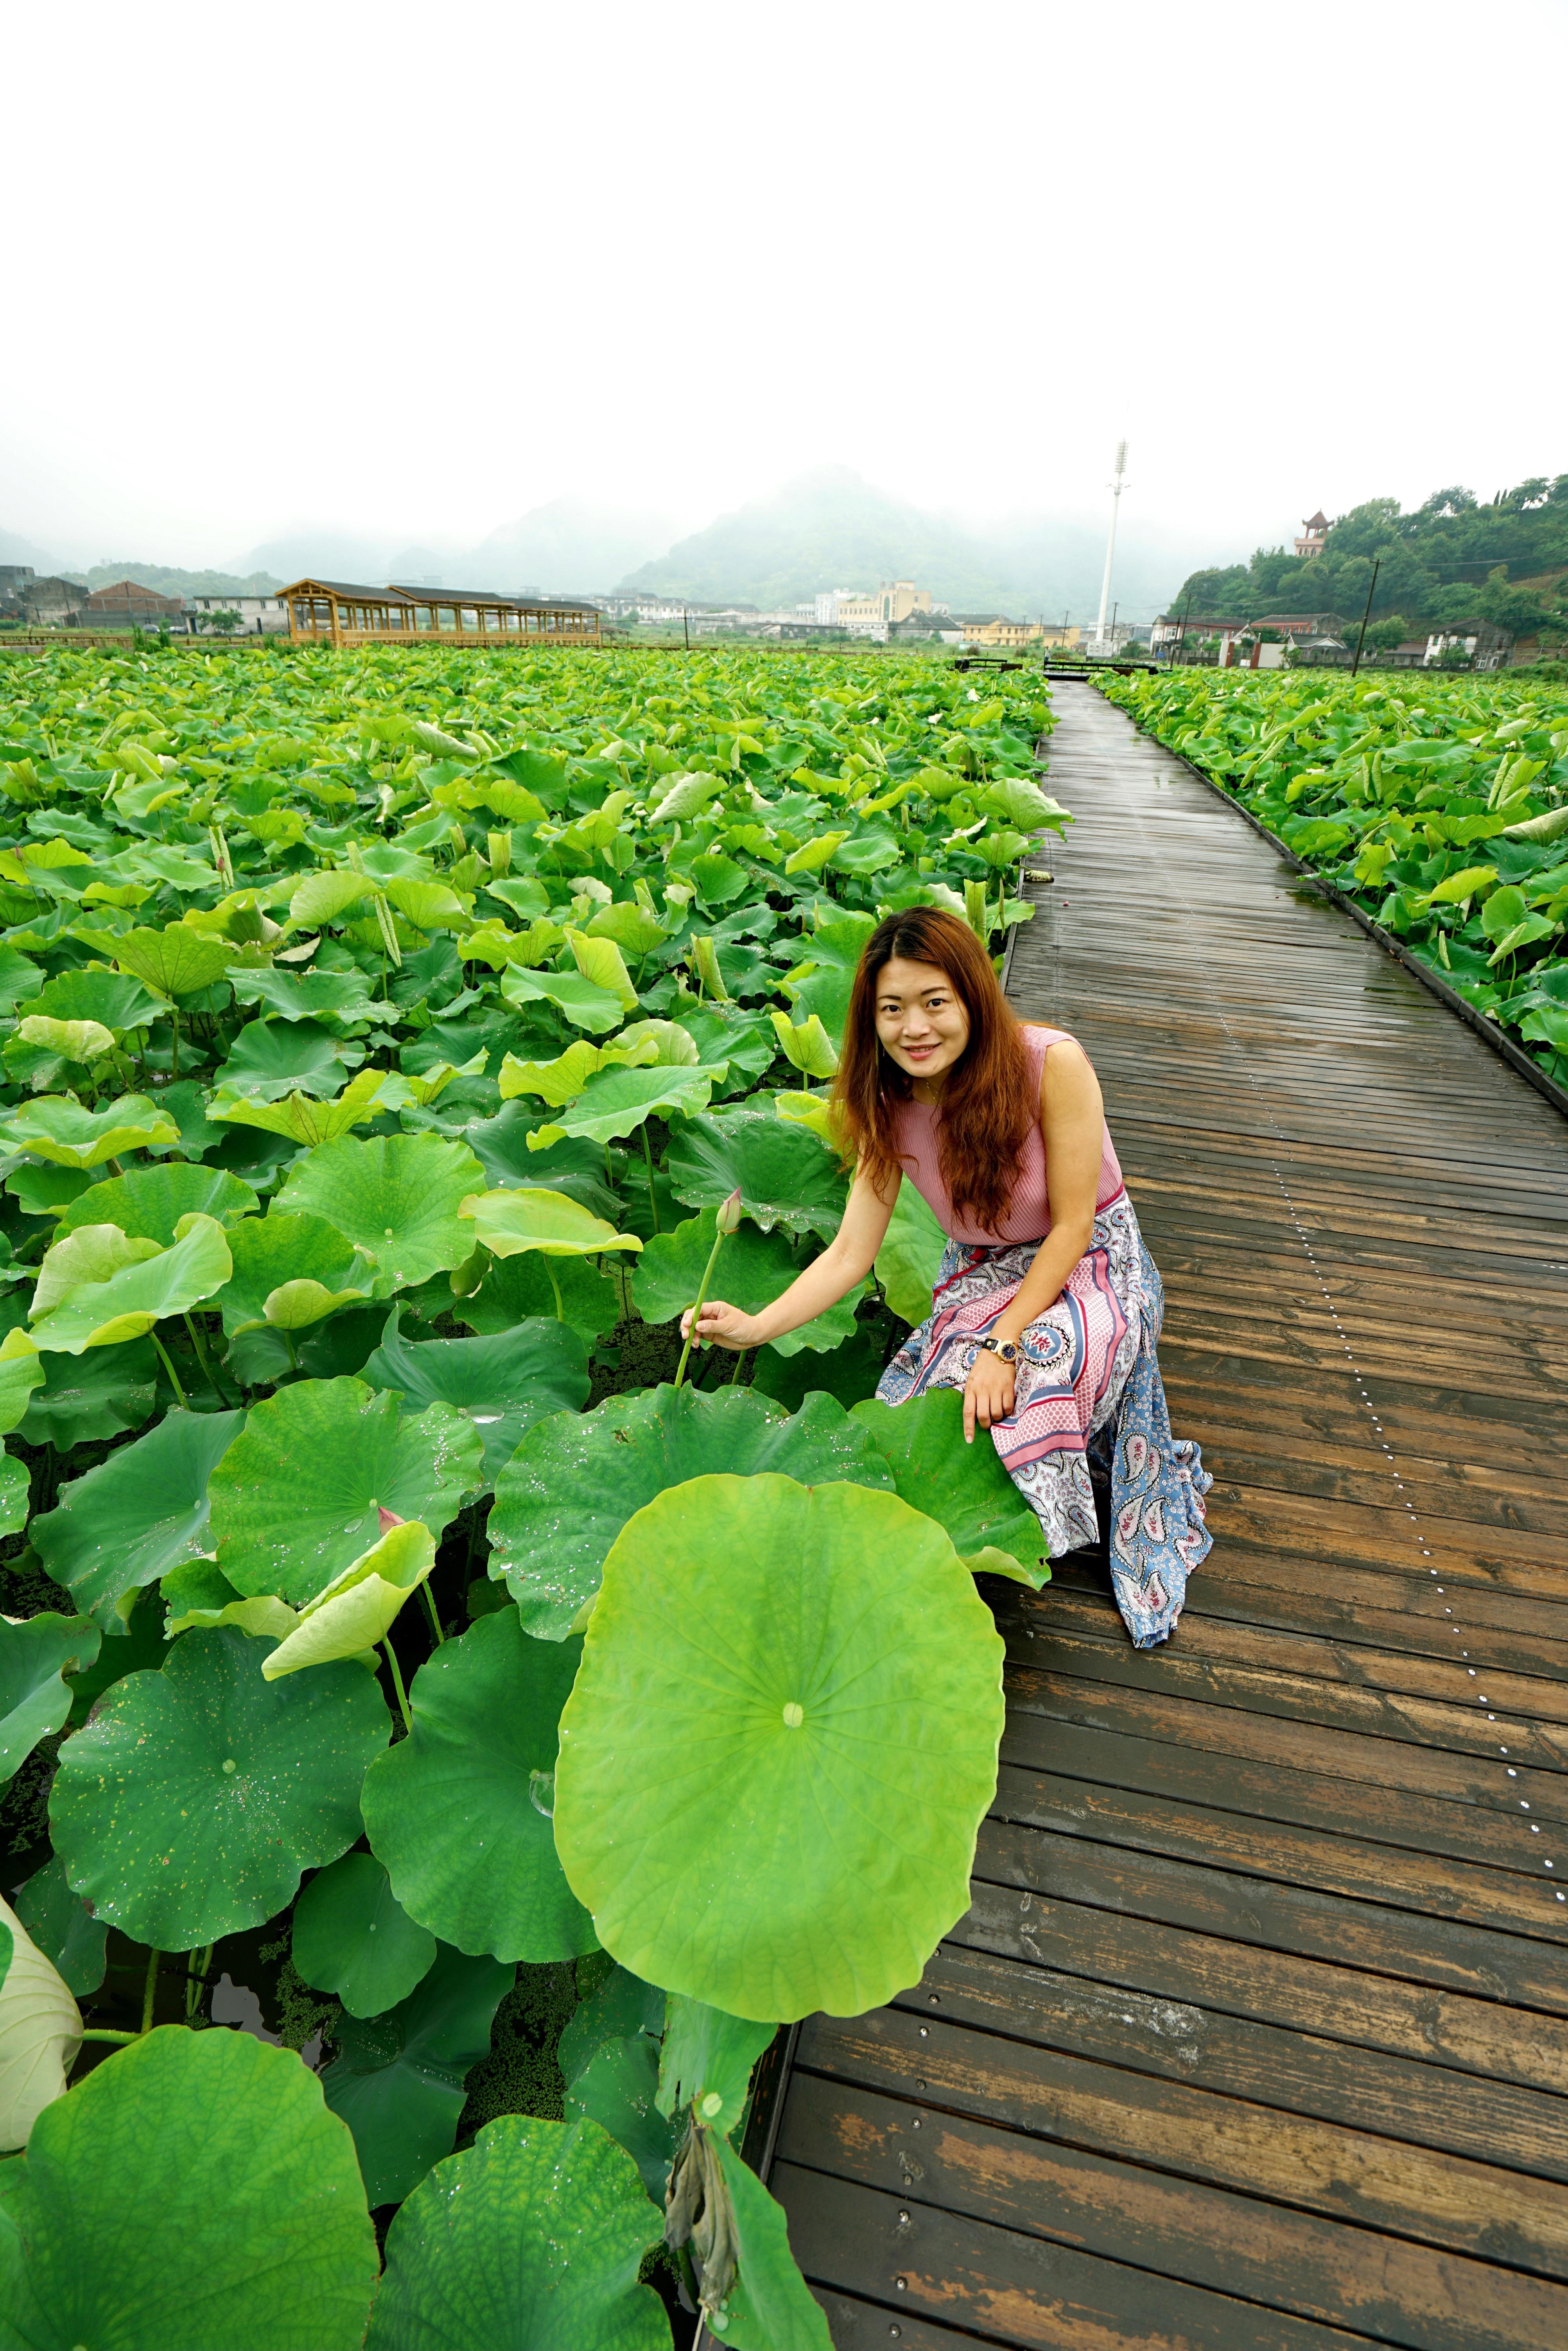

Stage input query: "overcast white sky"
[{"left": 6, "top": 0, "right": 1566, "bottom": 573}]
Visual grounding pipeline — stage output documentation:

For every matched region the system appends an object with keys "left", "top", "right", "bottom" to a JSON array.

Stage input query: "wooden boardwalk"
[{"left": 768, "top": 682, "right": 1568, "bottom": 2349}]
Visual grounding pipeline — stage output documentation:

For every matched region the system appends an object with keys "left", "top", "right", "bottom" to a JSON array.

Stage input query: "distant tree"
[
  {"left": 1417, "top": 486, "right": 1477, "bottom": 520},
  {"left": 203, "top": 608, "right": 243, "bottom": 637},
  {"left": 1363, "top": 616, "right": 1409, "bottom": 651},
  {"left": 1477, "top": 566, "right": 1556, "bottom": 638}
]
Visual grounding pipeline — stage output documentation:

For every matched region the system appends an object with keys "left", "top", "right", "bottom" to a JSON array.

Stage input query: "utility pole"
[
  {"left": 1349, "top": 558, "right": 1380, "bottom": 678},
  {"left": 1094, "top": 440, "right": 1128, "bottom": 647},
  {"left": 682, "top": 605, "right": 690, "bottom": 652}
]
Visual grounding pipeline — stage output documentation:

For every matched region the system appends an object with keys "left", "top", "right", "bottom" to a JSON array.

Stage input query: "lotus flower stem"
[
  {"left": 544, "top": 1260, "right": 564, "bottom": 1321},
  {"left": 149, "top": 1332, "right": 189, "bottom": 1412},
  {"left": 382, "top": 1630, "right": 413, "bottom": 1732},
  {"left": 729, "top": 1347, "right": 750, "bottom": 1385},
  {"left": 140, "top": 1946, "right": 161, "bottom": 2034},
  {"left": 641, "top": 1126, "right": 660, "bottom": 1233},
  {"left": 420, "top": 1582, "right": 446, "bottom": 1646},
  {"left": 79, "top": 2028, "right": 138, "bottom": 2045},
  {"left": 183, "top": 1312, "right": 234, "bottom": 1407},
  {"left": 673, "top": 1190, "right": 741, "bottom": 1391}
]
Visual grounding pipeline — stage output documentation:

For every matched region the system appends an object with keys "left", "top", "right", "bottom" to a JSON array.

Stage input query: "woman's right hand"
[{"left": 680, "top": 1298, "right": 761, "bottom": 1352}]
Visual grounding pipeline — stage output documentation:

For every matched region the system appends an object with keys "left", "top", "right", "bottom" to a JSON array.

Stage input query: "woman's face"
[{"left": 874, "top": 956, "right": 971, "bottom": 1089}]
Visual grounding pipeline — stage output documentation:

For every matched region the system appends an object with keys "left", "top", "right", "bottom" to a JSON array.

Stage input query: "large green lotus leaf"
[
  {"left": 231, "top": 965, "right": 380, "bottom": 1025},
  {"left": 290, "top": 868, "right": 376, "bottom": 929},
  {"left": 322, "top": 1941, "right": 513, "bottom": 2208},
  {"left": 463, "top": 1106, "right": 623, "bottom": 1221},
  {"left": 554, "top": 1474, "right": 1005, "bottom": 2021},
  {"left": 566, "top": 927, "right": 640, "bottom": 1012},
  {"left": 210, "top": 1065, "right": 389, "bottom": 1147},
  {"left": 567, "top": 2028, "right": 681, "bottom": 2202},
  {"left": 30, "top": 1409, "right": 245, "bottom": 1631},
  {"left": 12, "top": 1856, "right": 106, "bottom": 1999},
  {"left": 49, "top": 1624, "right": 390, "bottom": 1948},
  {"left": 527, "top": 1063, "right": 728, "bottom": 1151},
  {"left": 454, "top": 1248, "right": 622, "bottom": 1344},
  {"left": 28, "top": 1213, "right": 232, "bottom": 1353},
  {"left": 459, "top": 1186, "right": 642, "bottom": 1269},
  {"left": 362, "top": 1609, "right": 596, "bottom": 1963},
  {"left": 666, "top": 1107, "right": 847, "bottom": 1240},
  {"left": 0, "top": 947, "right": 47, "bottom": 1013},
  {"left": 4, "top": 1163, "right": 93, "bottom": 1220},
  {"left": 709, "top": 2130, "right": 833, "bottom": 2351},
  {"left": 499, "top": 964, "right": 626, "bottom": 1033},
  {"left": 0, "top": 2025, "right": 379, "bottom": 2349},
  {"left": 488, "top": 1386, "right": 893, "bottom": 1641},
  {"left": 18, "top": 1335, "right": 157, "bottom": 1450},
  {"left": 0, "top": 1613, "right": 101, "bottom": 1787},
  {"left": 498, "top": 1032, "right": 664, "bottom": 1107},
  {"left": 0, "top": 1451, "right": 27, "bottom": 1536},
  {"left": 112, "top": 922, "right": 233, "bottom": 998},
  {"left": 558, "top": 1967, "right": 665, "bottom": 2089},
  {"left": 675, "top": 1006, "right": 778, "bottom": 1084},
  {"left": 851, "top": 1389, "right": 1049, "bottom": 1585},
  {"left": 0, "top": 1332, "right": 45, "bottom": 1439},
  {"left": 0, "top": 1893, "right": 81, "bottom": 2153},
  {"left": 778, "top": 960, "right": 855, "bottom": 1044},
  {"left": 364, "top": 2114, "right": 669, "bottom": 2351},
  {"left": 657, "top": 1997, "right": 776, "bottom": 2141},
  {"left": 292, "top": 1851, "right": 436, "bottom": 2020},
  {"left": 215, "top": 1017, "right": 351, "bottom": 1102},
  {"left": 57, "top": 1160, "right": 259, "bottom": 1245},
  {"left": 632, "top": 1208, "right": 862, "bottom": 1357},
  {"left": 30, "top": 1223, "right": 161, "bottom": 1321},
  {"left": 360, "top": 1307, "right": 590, "bottom": 1485},
  {"left": 276, "top": 1131, "right": 485, "bottom": 1294},
  {"left": 217, "top": 1210, "right": 373, "bottom": 1338},
  {"left": 207, "top": 1378, "right": 482, "bottom": 1605},
  {"left": 3, "top": 1091, "right": 179, "bottom": 1169},
  {"left": 14, "top": 1014, "right": 115, "bottom": 1064},
  {"left": 22, "top": 967, "right": 161, "bottom": 1034},
  {"left": 260, "top": 1519, "right": 436, "bottom": 1681},
  {"left": 875, "top": 1179, "right": 947, "bottom": 1325}
]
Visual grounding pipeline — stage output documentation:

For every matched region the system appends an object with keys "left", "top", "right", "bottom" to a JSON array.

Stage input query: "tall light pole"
[{"left": 1094, "top": 440, "right": 1129, "bottom": 648}]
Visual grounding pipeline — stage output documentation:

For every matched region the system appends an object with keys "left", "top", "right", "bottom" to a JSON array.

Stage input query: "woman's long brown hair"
[{"left": 831, "top": 906, "right": 1036, "bottom": 1233}]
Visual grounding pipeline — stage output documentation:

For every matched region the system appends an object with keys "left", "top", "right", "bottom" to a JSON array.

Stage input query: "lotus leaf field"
[
  {"left": 0, "top": 642, "right": 1067, "bottom": 2348},
  {"left": 1098, "top": 669, "right": 1568, "bottom": 1089}
]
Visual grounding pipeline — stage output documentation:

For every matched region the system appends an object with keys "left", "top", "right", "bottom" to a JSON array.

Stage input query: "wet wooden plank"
[
  {"left": 784, "top": 2079, "right": 1568, "bottom": 2351},
  {"left": 774, "top": 2164, "right": 1376, "bottom": 2351}
]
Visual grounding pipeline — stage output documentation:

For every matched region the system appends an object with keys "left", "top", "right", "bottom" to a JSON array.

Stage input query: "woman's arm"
[
  {"left": 681, "top": 1164, "right": 899, "bottom": 1353},
  {"left": 963, "top": 1037, "right": 1104, "bottom": 1441}
]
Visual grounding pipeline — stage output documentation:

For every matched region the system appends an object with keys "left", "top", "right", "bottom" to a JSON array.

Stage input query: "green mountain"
[
  {"left": 1170, "top": 477, "right": 1568, "bottom": 638},
  {"left": 85, "top": 561, "right": 285, "bottom": 598},
  {"left": 616, "top": 467, "right": 1177, "bottom": 620}
]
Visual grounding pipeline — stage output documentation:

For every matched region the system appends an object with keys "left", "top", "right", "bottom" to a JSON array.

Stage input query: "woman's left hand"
[{"left": 963, "top": 1347, "right": 1016, "bottom": 1442}]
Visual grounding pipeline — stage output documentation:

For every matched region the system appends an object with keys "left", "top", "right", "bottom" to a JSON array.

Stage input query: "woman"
[{"left": 682, "top": 906, "right": 1211, "bottom": 1648}]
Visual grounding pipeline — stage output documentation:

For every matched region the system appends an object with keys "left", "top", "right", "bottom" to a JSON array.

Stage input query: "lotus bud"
[
  {"left": 716, "top": 1189, "right": 743, "bottom": 1237},
  {"left": 487, "top": 829, "right": 512, "bottom": 875}
]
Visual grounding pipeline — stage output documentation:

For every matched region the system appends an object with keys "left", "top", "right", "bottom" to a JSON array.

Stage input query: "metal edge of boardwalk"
[{"left": 1103, "top": 683, "right": 1568, "bottom": 1124}]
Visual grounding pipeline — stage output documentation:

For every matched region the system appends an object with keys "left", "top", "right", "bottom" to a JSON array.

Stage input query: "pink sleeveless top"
[{"left": 892, "top": 1024, "right": 1125, "bottom": 1245}]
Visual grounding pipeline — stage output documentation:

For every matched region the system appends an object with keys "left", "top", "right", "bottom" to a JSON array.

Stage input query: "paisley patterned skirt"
[{"left": 876, "top": 1192, "right": 1212, "bottom": 1647}]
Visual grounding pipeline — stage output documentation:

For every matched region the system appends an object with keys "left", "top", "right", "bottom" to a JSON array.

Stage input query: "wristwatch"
[{"left": 978, "top": 1337, "right": 1018, "bottom": 1363}]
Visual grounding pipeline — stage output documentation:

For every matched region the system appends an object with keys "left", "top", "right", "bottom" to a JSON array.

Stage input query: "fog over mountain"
[
  {"left": 617, "top": 468, "right": 1208, "bottom": 618},
  {"left": 5, "top": 472, "right": 1243, "bottom": 619}
]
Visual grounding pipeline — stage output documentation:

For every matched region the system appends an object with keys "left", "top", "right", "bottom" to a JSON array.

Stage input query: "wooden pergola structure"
[{"left": 279, "top": 580, "right": 602, "bottom": 649}]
